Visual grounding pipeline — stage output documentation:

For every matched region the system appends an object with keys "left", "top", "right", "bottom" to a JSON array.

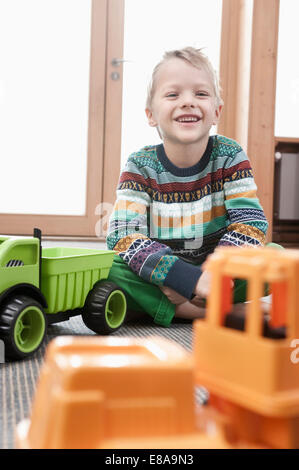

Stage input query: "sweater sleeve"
[
  {"left": 106, "top": 154, "right": 202, "bottom": 299},
  {"left": 218, "top": 146, "right": 268, "bottom": 247}
]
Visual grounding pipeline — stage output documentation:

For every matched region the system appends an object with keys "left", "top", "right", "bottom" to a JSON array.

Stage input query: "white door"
[{"left": 120, "top": 0, "right": 223, "bottom": 168}]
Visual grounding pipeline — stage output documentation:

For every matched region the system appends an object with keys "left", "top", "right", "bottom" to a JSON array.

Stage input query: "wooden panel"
[
  {"left": 218, "top": 0, "right": 252, "bottom": 151},
  {"left": 218, "top": 0, "right": 241, "bottom": 140},
  {"left": 247, "top": 0, "right": 280, "bottom": 241},
  {"left": 86, "top": 0, "right": 109, "bottom": 236},
  {"left": 0, "top": 0, "right": 108, "bottom": 237},
  {"left": 101, "top": 0, "right": 125, "bottom": 237}
]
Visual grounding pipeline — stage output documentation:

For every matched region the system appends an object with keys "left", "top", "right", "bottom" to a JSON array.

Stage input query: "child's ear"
[
  {"left": 145, "top": 108, "right": 157, "bottom": 127},
  {"left": 212, "top": 104, "right": 223, "bottom": 126}
]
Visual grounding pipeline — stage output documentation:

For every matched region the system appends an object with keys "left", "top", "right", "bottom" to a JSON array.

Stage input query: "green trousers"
[{"left": 107, "top": 243, "right": 283, "bottom": 327}]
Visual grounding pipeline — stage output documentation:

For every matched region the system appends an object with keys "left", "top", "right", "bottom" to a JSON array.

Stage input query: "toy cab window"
[{"left": 223, "top": 281, "right": 286, "bottom": 340}]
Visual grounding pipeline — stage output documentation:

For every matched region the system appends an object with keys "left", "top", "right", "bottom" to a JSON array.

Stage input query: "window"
[
  {"left": 0, "top": 0, "right": 107, "bottom": 236},
  {"left": 275, "top": 0, "right": 299, "bottom": 137}
]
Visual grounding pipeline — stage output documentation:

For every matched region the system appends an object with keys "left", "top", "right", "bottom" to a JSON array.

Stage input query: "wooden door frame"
[
  {"left": 101, "top": 0, "right": 250, "bottom": 238},
  {"left": 0, "top": 0, "right": 108, "bottom": 237},
  {"left": 100, "top": 0, "right": 125, "bottom": 239},
  {"left": 105, "top": 0, "right": 246, "bottom": 208},
  {"left": 218, "top": 0, "right": 244, "bottom": 142},
  {"left": 94, "top": 0, "right": 281, "bottom": 242},
  {"left": 1, "top": 0, "right": 279, "bottom": 241}
]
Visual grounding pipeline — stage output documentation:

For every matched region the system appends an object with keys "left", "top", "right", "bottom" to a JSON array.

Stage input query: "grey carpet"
[{"left": 0, "top": 315, "right": 194, "bottom": 449}]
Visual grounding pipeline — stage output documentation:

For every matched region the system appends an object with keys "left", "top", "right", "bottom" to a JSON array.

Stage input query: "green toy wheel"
[
  {"left": 0, "top": 295, "right": 47, "bottom": 360},
  {"left": 82, "top": 281, "right": 127, "bottom": 335}
]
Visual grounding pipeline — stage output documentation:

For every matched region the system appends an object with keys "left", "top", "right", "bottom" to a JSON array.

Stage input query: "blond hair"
[{"left": 146, "top": 47, "right": 223, "bottom": 109}]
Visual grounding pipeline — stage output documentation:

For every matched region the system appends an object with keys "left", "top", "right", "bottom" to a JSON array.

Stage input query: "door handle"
[{"left": 111, "top": 58, "right": 132, "bottom": 67}]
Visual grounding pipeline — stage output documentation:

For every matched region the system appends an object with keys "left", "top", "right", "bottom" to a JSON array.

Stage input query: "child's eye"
[
  {"left": 166, "top": 93, "right": 178, "bottom": 98},
  {"left": 196, "top": 91, "right": 209, "bottom": 97}
]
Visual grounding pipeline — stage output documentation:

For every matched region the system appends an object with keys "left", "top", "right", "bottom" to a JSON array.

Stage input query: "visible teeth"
[{"left": 177, "top": 117, "right": 198, "bottom": 122}]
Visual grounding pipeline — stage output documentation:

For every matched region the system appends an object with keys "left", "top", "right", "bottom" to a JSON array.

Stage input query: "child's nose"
[{"left": 180, "top": 93, "right": 196, "bottom": 108}]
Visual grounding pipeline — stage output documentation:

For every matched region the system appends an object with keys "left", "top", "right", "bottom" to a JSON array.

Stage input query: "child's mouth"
[{"left": 175, "top": 115, "right": 201, "bottom": 125}]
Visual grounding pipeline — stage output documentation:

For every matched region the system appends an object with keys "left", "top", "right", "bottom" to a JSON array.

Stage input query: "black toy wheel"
[
  {"left": 0, "top": 295, "right": 47, "bottom": 360},
  {"left": 82, "top": 281, "right": 127, "bottom": 335}
]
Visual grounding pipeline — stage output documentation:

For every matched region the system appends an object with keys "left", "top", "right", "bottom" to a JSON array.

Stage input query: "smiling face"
[{"left": 146, "top": 58, "right": 222, "bottom": 149}]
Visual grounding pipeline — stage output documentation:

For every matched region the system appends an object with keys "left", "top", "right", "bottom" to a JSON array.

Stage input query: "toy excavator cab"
[
  {"left": 194, "top": 246, "right": 299, "bottom": 448},
  {"left": 200, "top": 246, "right": 299, "bottom": 339}
]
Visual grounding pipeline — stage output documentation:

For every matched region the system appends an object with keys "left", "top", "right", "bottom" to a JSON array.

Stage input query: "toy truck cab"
[
  {"left": 16, "top": 335, "right": 232, "bottom": 449},
  {"left": 0, "top": 230, "right": 127, "bottom": 361},
  {"left": 0, "top": 235, "right": 41, "bottom": 295},
  {"left": 0, "top": 234, "right": 47, "bottom": 360}
]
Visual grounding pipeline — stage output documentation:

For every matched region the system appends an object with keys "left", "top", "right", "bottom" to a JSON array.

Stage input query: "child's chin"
[{"left": 177, "top": 135, "right": 204, "bottom": 144}]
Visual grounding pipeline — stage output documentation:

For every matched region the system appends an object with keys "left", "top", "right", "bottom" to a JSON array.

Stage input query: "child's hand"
[
  {"left": 193, "top": 270, "right": 212, "bottom": 299},
  {"left": 160, "top": 286, "right": 188, "bottom": 305},
  {"left": 194, "top": 271, "right": 234, "bottom": 299}
]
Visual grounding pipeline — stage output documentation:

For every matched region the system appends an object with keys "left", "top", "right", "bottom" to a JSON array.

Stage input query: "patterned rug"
[{"left": 0, "top": 315, "right": 194, "bottom": 449}]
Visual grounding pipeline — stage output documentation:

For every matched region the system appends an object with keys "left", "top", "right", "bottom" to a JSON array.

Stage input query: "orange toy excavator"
[{"left": 194, "top": 246, "right": 299, "bottom": 449}]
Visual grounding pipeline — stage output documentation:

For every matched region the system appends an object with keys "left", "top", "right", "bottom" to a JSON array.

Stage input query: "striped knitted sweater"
[{"left": 106, "top": 135, "right": 268, "bottom": 300}]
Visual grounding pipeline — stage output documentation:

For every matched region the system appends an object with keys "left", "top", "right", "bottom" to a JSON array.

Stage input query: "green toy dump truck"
[{"left": 0, "top": 229, "right": 127, "bottom": 360}]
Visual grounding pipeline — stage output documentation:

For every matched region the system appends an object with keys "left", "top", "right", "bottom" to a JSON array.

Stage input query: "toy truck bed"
[{"left": 41, "top": 247, "right": 115, "bottom": 314}]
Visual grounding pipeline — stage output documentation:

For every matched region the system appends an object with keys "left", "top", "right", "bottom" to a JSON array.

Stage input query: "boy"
[{"left": 106, "top": 47, "right": 269, "bottom": 326}]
